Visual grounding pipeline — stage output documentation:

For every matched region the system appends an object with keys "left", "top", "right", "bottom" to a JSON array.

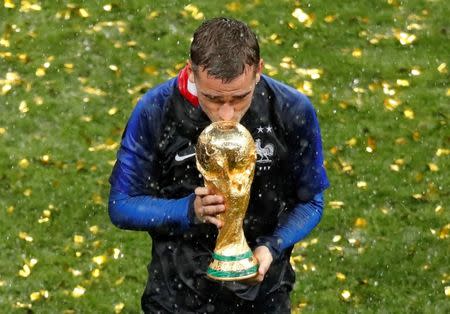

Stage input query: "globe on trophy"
[{"left": 196, "top": 121, "right": 258, "bottom": 281}]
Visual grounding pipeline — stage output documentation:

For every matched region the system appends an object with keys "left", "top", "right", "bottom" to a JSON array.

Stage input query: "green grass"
[{"left": 1, "top": 0, "right": 449, "bottom": 313}]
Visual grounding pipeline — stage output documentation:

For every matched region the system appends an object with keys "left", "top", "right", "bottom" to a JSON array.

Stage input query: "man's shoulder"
[
  {"left": 261, "top": 75, "right": 314, "bottom": 116},
  {"left": 137, "top": 77, "right": 178, "bottom": 111}
]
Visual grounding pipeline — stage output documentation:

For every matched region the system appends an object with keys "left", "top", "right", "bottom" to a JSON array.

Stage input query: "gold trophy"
[{"left": 196, "top": 121, "right": 258, "bottom": 281}]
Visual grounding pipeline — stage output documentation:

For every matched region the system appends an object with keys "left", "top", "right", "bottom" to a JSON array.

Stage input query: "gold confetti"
[
  {"left": 324, "top": 15, "right": 337, "bottom": 23},
  {"left": 410, "top": 68, "right": 421, "bottom": 76},
  {"left": 225, "top": 2, "right": 241, "bottom": 12},
  {"left": 7, "top": 206, "right": 14, "bottom": 214},
  {"left": 19, "top": 232, "right": 33, "bottom": 242},
  {"left": 428, "top": 163, "right": 439, "bottom": 172},
  {"left": 352, "top": 48, "right": 362, "bottom": 58},
  {"left": 35, "top": 67, "right": 46, "bottom": 77},
  {"left": 73, "top": 235, "right": 85, "bottom": 244},
  {"left": 390, "top": 163, "right": 400, "bottom": 171},
  {"left": 115, "top": 276, "right": 125, "bottom": 285},
  {"left": 296, "top": 81, "right": 313, "bottom": 96},
  {"left": 356, "top": 181, "right": 367, "bottom": 189},
  {"left": 19, "top": 101, "right": 29, "bottom": 113},
  {"left": 109, "top": 64, "right": 118, "bottom": 71},
  {"left": 114, "top": 302, "right": 125, "bottom": 313},
  {"left": 396, "top": 79, "right": 410, "bottom": 87},
  {"left": 19, "top": 158, "right": 30, "bottom": 169},
  {"left": 83, "top": 86, "right": 107, "bottom": 96},
  {"left": 445, "top": 286, "right": 450, "bottom": 297},
  {"left": 41, "top": 154, "right": 50, "bottom": 164},
  {"left": 354, "top": 218, "right": 367, "bottom": 228},
  {"left": 329, "top": 201, "right": 344, "bottom": 209},
  {"left": 79, "top": 8, "right": 89, "bottom": 18},
  {"left": 69, "top": 268, "right": 82, "bottom": 276},
  {"left": 92, "top": 269, "right": 101, "bottom": 278},
  {"left": 113, "top": 248, "right": 122, "bottom": 259},
  {"left": 436, "top": 148, "right": 450, "bottom": 156},
  {"left": 340, "top": 289, "right": 351, "bottom": 300},
  {"left": 332, "top": 235, "right": 342, "bottom": 242},
  {"left": 404, "top": 109, "right": 415, "bottom": 119},
  {"left": 438, "top": 224, "right": 450, "bottom": 239},
  {"left": 366, "top": 137, "right": 376, "bottom": 153},
  {"left": 30, "top": 290, "right": 49, "bottom": 302},
  {"left": 14, "top": 302, "right": 32, "bottom": 309},
  {"left": 108, "top": 107, "right": 118, "bottom": 115},
  {"left": 336, "top": 272, "right": 346, "bottom": 281},
  {"left": 435, "top": 205, "right": 443, "bottom": 213},
  {"left": 103, "top": 4, "right": 112, "bottom": 11},
  {"left": 292, "top": 8, "right": 314, "bottom": 27},
  {"left": 437, "top": 63, "right": 447, "bottom": 74},
  {"left": 0, "top": 127, "right": 6, "bottom": 135},
  {"left": 92, "top": 255, "right": 107, "bottom": 265},
  {"left": 183, "top": 4, "right": 204, "bottom": 20},
  {"left": 384, "top": 98, "right": 401, "bottom": 111},
  {"left": 92, "top": 193, "right": 103, "bottom": 204},
  {"left": 394, "top": 30, "right": 416, "bottom": 45},
  {"left": 19, "top": 264, "right": 31, "bottom": 278},
  {"left": 71, "top": 285, "right": 86, "bottom": 298},
  {"left": 89, "top": 225, "right": 99, "bottom": 234},
  {"left": 23, "top": 188, "right": 32, "bottom": 197},
  {"left": 4, "top": 0, "right": 15, "bottom": 8}
]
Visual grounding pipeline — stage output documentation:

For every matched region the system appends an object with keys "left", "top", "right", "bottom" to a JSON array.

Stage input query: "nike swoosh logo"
[{"left": 175, "top": 152, "right": 196, "bottom": 162}]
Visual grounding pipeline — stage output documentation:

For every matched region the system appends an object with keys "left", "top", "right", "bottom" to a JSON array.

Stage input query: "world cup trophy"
[{"left": 196, "top": 121, "right": 258, "bottom": 281}]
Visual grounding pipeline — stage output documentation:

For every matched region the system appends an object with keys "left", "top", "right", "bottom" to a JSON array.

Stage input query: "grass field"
[{"left": 0, "top": 0, "right": 449, "bottom": 313}]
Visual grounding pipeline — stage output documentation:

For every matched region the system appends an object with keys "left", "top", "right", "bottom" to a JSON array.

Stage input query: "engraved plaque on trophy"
[{"left": 196, "top": 121, "right": 258, "bottom": 281}]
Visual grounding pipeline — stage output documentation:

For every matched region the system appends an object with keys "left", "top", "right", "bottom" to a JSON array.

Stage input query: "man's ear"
[
  {"left": 256, "top": 59, "right": 264, "bottom": 82},
  {"left": 187, "top": 60, "right": 195, "bottom": 83}
]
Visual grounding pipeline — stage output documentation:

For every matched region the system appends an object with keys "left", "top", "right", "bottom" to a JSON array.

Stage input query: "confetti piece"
[
  {"left": 345, "top": 138, "right": 357, "bottom": 147},
  {"left": 79, "top": 8, "right": 89, "bottom": 18},
  {"left": 183, "top": 4, "right": 204, "bottom": 20},
  {"left": 113, "top": 248, "right": 122, "bottom": 259},
  {"left": 108, "top": 107, "right": 118, "bottom": 115},
  {"left": 92, "top": 269, "right": 101, "bottom": 278},
  {"left": 435, "top": 205, "right": 443, "bottom": 213},
  {"left": 437, "top": 63, "right": 447, "bottom": 74},
  {"left": 352, "top": 48, "right": 362, "bottom": 58},
  {"left": 114, "top": 302, "right": 125, "bottom": 313},
  {"left": 92, "top": 193, "right": 103, "bottom": 204},
  {"left": 329, "top": 201, "right": 344, "bottom": 209},
  {"left": 356, "top": 181, "right": 367, "bottom": 189},
  {"left": 341, "top": 290, "right": 352, "bottom": 301},
  {"left": 23, "top": 188, "right": 32, "bottom": 196},
  {"left": 73, "top": 235, "right": 85, "bottom": 244},
  {"left": 72, "top": 285, "right": 86, "bottom": 298},
  {"left": 436, "top": 148, "right": 450, "bottom": 157},
  {"left": 332, "top": 235, "right": 342, "bottom": 242},
  {"left": 69, "top": 268, "right": 82, "bottom": 276},
  {"left": 83, "top": 86, "right": 107, "bottom": 96},
  {"left": 428, "top": 163, "right": 439, "bottom": 172},
  {"left": 445, "top": 286, "right": 450, "bottom": 297},
  {"left": 396, "top": 79, "right": 410, "bottom": 87},
  {"left": 410, "top": 68, "right": 421, "bottom": 76},
  {"left": 390, "top": 164, "right": 400, "bottom": 172},
  {"left": 438, "top": 224, "right": 450, "bottom": 239},
  {"left": 35, "top": 67, "right": 46, "bottom": 77},
  {"left": 324, "top": 15, "right": 337, "bottom": 23},
  {"left": 19, "top": 101, "right": 29, "bottom": 113},
  {"left": 296, "top": 81, "right": 313, "bottom": 96},
  {"left": 394, "top": 30, "right": 416, "bottom": 45},
  {"left": 292, "top": 8, "right": 314, "bottom": 27},
  {"left": 404, "top": 109, "right": 415, "bottom": 119},
  {"left": 19, "top": 159, "right": 30, "bottom": 169},
  {"left": 19, "top": 232, "right": 33, "bottom": 242},
  {"left": 103, "top": 4, "right": 112, "bottom": 12},
  {"left": 336, "top": 272, "right": 346, "bottom": 281},
  {"left": 225, "top": 2, "right": 241, "bottom": 12},
  {"left": 354, "top": 218, "right": 368, "bottom": 228},
  {"left": 384, "top": 98, "right": 401, "bottom": 110},
  {"left": 4, "top": 0, "right": 15, "bottom": 8},
  {"left": 89, "top": 225, "right": 99, "bottom": 234},
  {"left": 19, "top": 265, "right": 31, "bottom": 278},
  {"left": 92, "top": 255, "right": 107, "bottom": 265}
]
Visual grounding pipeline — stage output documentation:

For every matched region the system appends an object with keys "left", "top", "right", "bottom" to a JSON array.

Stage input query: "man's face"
[{"left": 188, "top": 61, "right": 262, "bottom": 122}]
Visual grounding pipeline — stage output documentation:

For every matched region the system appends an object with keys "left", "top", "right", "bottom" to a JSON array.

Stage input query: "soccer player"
[{"left": 109, "top": 17, "right": 329, "bottom": 313}]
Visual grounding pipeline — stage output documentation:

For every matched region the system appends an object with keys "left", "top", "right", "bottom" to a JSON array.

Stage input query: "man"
[{"left": 109, "top": 17, "right": 329, "bottom": 313}]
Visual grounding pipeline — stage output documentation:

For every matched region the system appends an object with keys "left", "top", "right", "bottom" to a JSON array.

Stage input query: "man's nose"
[{"left": 218, "top": 103, "right": 234, "bottom": 121}]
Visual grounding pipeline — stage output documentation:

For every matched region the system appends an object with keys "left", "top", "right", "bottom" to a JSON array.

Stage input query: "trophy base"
[{"left": 206, "top": 250, "right": 259, "bottom": 281}]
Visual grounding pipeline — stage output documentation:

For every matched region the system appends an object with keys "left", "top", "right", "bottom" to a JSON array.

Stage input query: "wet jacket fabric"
[{"left": 108, "top": 72, "right": 329, "bottom": 312}]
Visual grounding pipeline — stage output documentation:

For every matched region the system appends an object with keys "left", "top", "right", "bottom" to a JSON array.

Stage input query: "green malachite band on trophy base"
[
  {"left": 212, "top": 251, "right": 253, "bottom": 262},
  {"left": 207, "top": 265, "right": 258, "bottom": 278}
]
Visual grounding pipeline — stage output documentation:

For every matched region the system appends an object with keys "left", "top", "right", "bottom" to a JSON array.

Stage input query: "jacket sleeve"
[
  {"left": 257, "top": 85, "right": 329, "bottom": 258},
  {"left": 256, "top": 192, "right": 324, "bottom": 259},
  {"left": 108, "top": 82, "right": 195, "bottom": 234}
]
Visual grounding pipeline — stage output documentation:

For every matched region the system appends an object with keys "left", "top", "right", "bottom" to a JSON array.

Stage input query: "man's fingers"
[
  {"left": 201, "top": 204, "right": 225, "bottom": 216},
  {"left": 201, "top": 194, "right": 224, "bottom": 206},
  {"left": 203, "top": 215, "right": 224, "bottom": 229},
  {"left": 194, "top": 187, "right": 210, "bottom": 196}
]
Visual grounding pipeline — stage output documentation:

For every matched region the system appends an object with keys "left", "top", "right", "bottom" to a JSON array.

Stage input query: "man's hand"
[
  {"left": 194, "top": 187, "right": 225, "bottom": 228},
  {"left": 244, "top": 246, "right": 273, "bottom": 285}
]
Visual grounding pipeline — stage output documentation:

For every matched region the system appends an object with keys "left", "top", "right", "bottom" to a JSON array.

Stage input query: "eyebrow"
[{"left": 202, "top": 91, "right": 251, "bottom": 100}]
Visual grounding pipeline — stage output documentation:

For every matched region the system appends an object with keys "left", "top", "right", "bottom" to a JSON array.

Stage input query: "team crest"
[{"left": 255, "top": 138, "right": 274, "bottom": 164}]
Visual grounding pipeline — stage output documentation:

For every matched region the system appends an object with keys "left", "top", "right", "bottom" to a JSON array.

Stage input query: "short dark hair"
[{"left": 190, "top": 17, "right": 260, "bottom": 82}]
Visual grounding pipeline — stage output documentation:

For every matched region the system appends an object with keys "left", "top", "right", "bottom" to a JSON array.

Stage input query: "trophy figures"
[{"left": 196, "top": 121, "right": 258, "bottom": 281}]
